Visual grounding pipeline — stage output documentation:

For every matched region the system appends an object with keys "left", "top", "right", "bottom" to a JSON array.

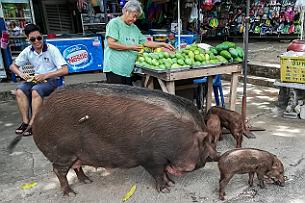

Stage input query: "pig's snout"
[
  {"left": 207, "top": 144, "right": 219, "bottom": 161},
  {"left": 277, "top": 175, "right": 287, "bottom": 187},
  {"left": 272, "top": 176, "right": 286, "bottom": 187}
]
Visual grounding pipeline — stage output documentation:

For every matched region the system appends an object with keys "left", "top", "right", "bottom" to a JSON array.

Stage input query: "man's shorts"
[{"left": 16, "top": 78, "right": 59, "bottom": 98}]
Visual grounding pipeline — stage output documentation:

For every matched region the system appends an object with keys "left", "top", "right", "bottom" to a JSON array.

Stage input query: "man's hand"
[
  {"left": 19, "top": 72, "right": 31, "bottom": 81},
  {"left": 34, "top": 74, "right": 48, "bottom": 82}
]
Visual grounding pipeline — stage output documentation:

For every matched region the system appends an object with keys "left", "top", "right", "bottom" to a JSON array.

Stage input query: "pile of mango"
[{"left": 135, "top": 41, "right": 244, "bottom": 71}]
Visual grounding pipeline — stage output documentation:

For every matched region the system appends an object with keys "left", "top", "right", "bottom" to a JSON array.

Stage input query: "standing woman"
[{"left": 103, "top": 0, "right": 174, "bottom": 85}]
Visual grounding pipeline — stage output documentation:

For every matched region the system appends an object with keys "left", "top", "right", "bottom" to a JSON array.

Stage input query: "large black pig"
[{"left": 26, "top": 83, "right": 217, "bottom": 195}]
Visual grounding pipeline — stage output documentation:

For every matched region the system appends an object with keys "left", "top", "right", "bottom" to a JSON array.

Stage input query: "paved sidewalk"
[{"left": 1, "top": 81, "right": 305, "bottom": 203}]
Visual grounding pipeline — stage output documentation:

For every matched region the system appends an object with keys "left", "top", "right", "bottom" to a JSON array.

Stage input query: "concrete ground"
[
  {"left": 1, "top": 40, "right": 304, "bottom": 203},
  {"left": 1, "top": 80, "right": 305, "bottom": 203}
]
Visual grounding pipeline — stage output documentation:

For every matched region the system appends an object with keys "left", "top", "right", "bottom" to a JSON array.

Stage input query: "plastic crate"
[
  {"left": 280, "top": 56, "right": 305, "bottom": 83},
  {"left": 175, "top": 34, "right": 197, "bottom": 45}
]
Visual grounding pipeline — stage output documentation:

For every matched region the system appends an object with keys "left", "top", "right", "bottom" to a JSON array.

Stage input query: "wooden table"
[{"left": 135, "top": 64, "right": 242, "bottom": 111}]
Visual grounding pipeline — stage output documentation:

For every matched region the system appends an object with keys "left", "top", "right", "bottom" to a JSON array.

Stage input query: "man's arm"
[
  {"left": 34, "top": 65, "right": 68, "bottom": 82},
  {"left": 9, "top": 63, "right": 31, "bottom": 81}
]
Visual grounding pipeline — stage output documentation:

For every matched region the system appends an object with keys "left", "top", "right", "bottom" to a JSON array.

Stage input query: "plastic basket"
[
  {"left": 175, "top": 34, "right": 197, "bottom": 45},
  {"left": 280, "top": 56, "right": 305, "bottom": 83}
]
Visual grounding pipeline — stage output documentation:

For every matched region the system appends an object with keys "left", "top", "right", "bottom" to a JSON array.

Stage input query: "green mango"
[
  {"left": 185, "top": 58, "right": 193, "bottom": 65},
  {"left": 220, "top": 50, "right": 232, "bottom": 60},
  {"left": 209, "top": 48, "right": 218, "bottom": 55},
  {"left": 138, "top": 56, "right": 145, "bottom": 63},
  {"left": 163, "top": 52, "right": 170, "bottom": 58},
  {"left": 235, "top": 47, "right": 244, "bottom": 59},
  {"left": 177, "top": 59, "right": 185, "bottom": 66},
  {"left": 194, "top": 55, "right": 203, "bottom": 62},
  {"left": 171, "top": 63, "right": 180, "bottom": 68},
  {"left": 234, "top": 57, "right": 243, "bottom": 63},
  {"left": 228, "top": 48, "right": 238, "bottom": 58}
]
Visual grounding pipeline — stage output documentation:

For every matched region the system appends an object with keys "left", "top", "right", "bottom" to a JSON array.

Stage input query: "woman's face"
[{"left": 123, "top": 11, "right": 139, "bottom": 25}]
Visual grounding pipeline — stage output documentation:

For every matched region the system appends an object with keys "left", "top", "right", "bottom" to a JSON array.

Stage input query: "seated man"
[{"left": 10, "top": 24, "right": 68, "bottom": 136}]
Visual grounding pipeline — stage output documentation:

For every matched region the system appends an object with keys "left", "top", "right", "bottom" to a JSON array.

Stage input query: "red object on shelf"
[
  {"left": 287, "top": 40, "right": 305, "bottom": 52},
  {"left": 47, "top": 33, "right": 56, "bottom": 39},
  {"left": 201, "top": 0, "right": 214, "bottom": 11}
]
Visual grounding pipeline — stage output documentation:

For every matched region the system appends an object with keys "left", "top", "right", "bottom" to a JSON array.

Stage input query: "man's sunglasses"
[{"left": 29, "top": 36, "right": 42, "bottom": 42}]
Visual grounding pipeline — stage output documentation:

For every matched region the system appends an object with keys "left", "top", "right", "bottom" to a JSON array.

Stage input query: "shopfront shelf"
[
  {"left": 5, "top": 17, "right": 31, "bottom": 20},
  {"left": 83, "top": 23, "right": 106, "bottom": 26},
  {"left": 9, "top": 36, "right": 26, "bottom": 38}
]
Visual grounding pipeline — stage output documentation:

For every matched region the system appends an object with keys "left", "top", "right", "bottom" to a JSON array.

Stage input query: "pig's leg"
[
  {"left": 74, "top": 167, "right": 93, "bottom": 184},
  {"left": 164, "top": 173, "right": 175, "bottom": 187},
  {"left": 248, "top": 172, "right": 255, "bottom": 186},
  {"left": 232, "top": 130, "right": 242, "bottom": 148},
  {"left": 53, "top": 164, "right": 76, "bottom": 196},
  {"left": 219, "top": 172, "right": 234, "bottom": 200},
  {"left": 143, "top": 165, "right": 171, "bottom": 193},
  {"left": 256, "top": 172, "right": 266, "bottom": 188}
]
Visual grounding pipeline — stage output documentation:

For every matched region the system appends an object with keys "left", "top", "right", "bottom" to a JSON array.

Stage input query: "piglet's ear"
[{"left": 272, "top": 156, "right": 282, "bottom": 169}]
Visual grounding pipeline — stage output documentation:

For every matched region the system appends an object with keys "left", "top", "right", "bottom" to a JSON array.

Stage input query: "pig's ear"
[
  {"left": 195, "top": 131, "right": 208, "bottom": 143},
  {"left": 272, "top": 156, "right": 282, "bottom": 169}
]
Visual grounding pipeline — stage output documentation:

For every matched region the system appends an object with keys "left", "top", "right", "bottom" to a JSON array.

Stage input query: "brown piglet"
[
  {"left": 205, "top": 113, "right": 222, "bottom": 150},
  {"left": 218, "top": 148, "right": 285, "bottom": 200},
  {"left": 207, "top": 106, "right": 254, "bottom": 148}
]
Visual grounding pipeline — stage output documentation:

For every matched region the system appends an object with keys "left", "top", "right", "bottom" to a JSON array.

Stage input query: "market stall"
[
  {"left": 134, "top": 41, "right": 244, "bottom": 111},
  {"left": 135, "top": 63, "right": 241, "bottom": 111}
]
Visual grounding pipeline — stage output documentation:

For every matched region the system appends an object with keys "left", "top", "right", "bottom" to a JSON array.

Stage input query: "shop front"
[
  {"left": 200, "top": 0, "right": 303, "bottom": 39},
  {"left": 1, "top": 0, "right": 106, "bottom": 78}
]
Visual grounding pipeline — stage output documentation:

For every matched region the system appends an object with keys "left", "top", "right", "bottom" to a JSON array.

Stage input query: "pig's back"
[
  {"left": 65, "top": 83, "right": 206, "bottom": 130},
  {"left": 218, "top": 148, "right": 274, "bottom": 173}
]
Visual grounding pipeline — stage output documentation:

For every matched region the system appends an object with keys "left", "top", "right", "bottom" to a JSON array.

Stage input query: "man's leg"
[
  {"left": 15, "top": 89, "right": 30, "bottom": 124},
  {"left": 29, "top": 90, "right": 43, "bottom": 126},
  {"left": 15, "top": 82, "right": 34, "bottom": 134},
  {"left": 22, "top": 78, "right": 58, "bottom": 136}
]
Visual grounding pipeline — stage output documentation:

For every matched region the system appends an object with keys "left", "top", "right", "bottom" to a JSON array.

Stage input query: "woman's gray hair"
[{"left": 122, "top": 0, "right": 143, "bottom": 15}]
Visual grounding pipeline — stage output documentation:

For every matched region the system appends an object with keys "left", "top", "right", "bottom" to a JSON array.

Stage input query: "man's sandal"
[
  {"left": 22, "top": 125, "right": 32, "bottom": 136},
  {"left": 15, "top": 122, "right": 29, "bottom": 134}
]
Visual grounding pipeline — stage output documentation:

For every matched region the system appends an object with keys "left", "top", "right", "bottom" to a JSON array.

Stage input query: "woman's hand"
[
  {"left": 129, "top": 45, "right": 143, "bottom": 52},
  {"left": 161, "top": 43, "right": 175, "bottom": 51}
]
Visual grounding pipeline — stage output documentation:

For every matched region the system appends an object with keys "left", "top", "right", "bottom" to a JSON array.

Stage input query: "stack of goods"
[{"left": 135, "top": 41, "right": 244, "bottom": 71}]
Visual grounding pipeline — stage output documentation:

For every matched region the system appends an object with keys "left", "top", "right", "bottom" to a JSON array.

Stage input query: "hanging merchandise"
[
  {"left": 77, "top": 0, "right": 89, "bottom": 12},
  {"left": 209, "top": 18, "right": 219, "bottom": 28},
  {"left": 201, "top": 0, "right": 214, "bottom": 11},
  {"left": 294, "top": 0, "right": 305, "bottom": 39},
  {"left": 189, "top": 3, "right": 198, "bottom": 23}
]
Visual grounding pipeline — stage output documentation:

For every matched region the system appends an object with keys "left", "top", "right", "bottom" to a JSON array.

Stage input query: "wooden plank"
[
  {"left": 167, "top": 64, "right": 242, "bottom": 81},
  {"left": 165, "top": 81, "right": 176, "bottom": 95},
  {"left": 144, "top": 75, "right": 154, "bottom": 90},
  {"left": 206, "top": 76, "right": 213, "bottom": 112},
  {"left": 157, "top": 79, "right": 169, "bottom": 93},
  {"left": 137, "top": 64, "right": 241, "bottom": 81},
  {"left": 229, "top": 72, "right": 239, "bottom": 111}
]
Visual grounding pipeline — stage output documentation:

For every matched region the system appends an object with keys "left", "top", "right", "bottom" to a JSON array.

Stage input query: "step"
[
  {"left": 222, "top": 74, "right": 276, "bottom": 88},
  {"left": 248, "top": 62, "right": 280, "bottom": 79}
]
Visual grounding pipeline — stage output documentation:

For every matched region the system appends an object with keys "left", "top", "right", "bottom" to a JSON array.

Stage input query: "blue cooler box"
[
  {"left": 46, "top": 36, "right": 103, "bottom": 73},
  {"left": 175, "top": 34, "right": 197, "bottom": 45}
]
